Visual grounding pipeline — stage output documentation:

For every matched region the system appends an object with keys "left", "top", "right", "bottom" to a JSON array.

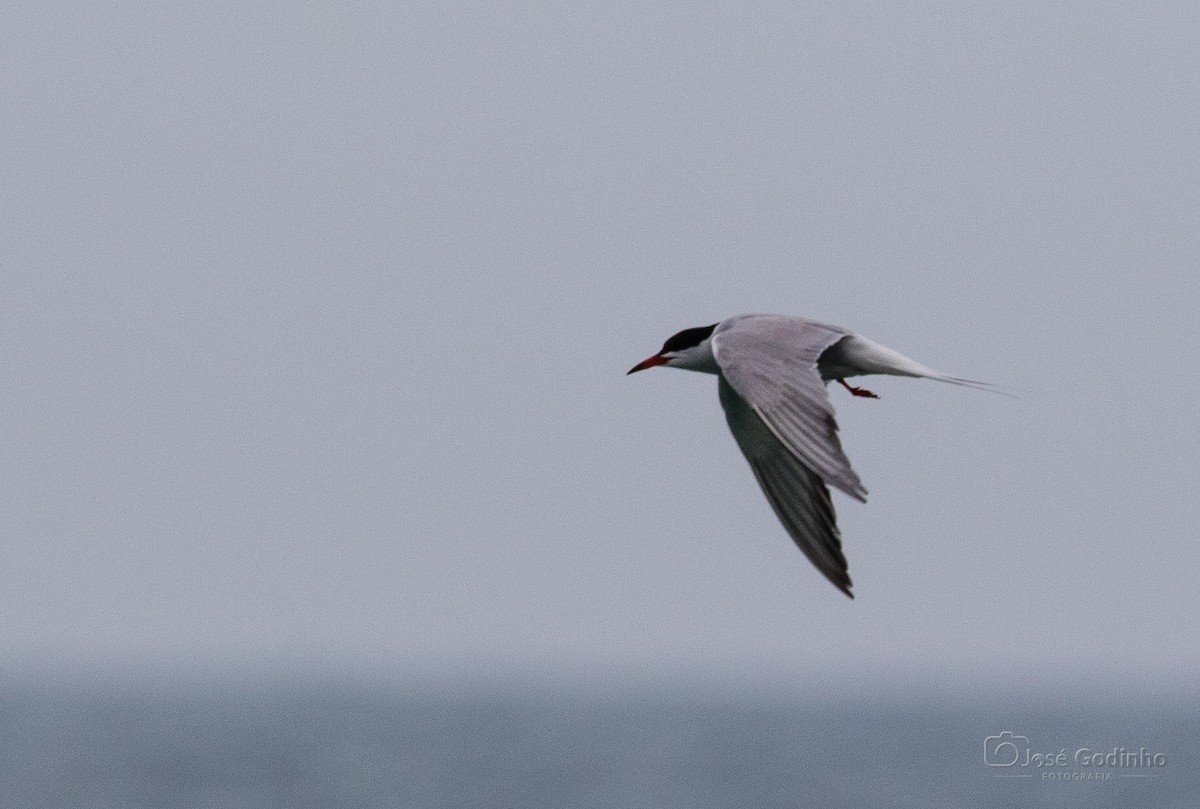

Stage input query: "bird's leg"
[{"left": 838, "top": 379, "right": 880, "bottom": 399}]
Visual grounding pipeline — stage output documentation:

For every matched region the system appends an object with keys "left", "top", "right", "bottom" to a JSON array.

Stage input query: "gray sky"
[{"left": 3, "top": 2, "right": 1198, "bottom": 693}]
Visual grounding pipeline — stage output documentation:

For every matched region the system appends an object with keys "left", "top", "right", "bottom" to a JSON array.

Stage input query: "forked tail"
[{"left": 924, "top": 372, "right": 1017, "bottom": 398}]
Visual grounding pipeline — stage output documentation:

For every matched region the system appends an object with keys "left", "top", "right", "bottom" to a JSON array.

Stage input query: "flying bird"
[{"left": 628, "top": 314, "right": 997, "bottom": 599}]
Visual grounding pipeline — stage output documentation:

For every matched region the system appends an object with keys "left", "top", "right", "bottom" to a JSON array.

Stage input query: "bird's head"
[{"left": 627, "top": 323, "right": 719, "bottom": 375}]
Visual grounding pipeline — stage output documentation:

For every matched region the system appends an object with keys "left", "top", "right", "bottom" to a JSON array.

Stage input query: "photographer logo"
[
  {"left": 982, "top": 731, "right": 1167, "bottom": 782},
  {"left": 983, "top": 731, "right": 1028, "bottom": 767}
]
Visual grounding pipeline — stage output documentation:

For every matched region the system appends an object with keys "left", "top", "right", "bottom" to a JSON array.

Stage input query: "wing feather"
[
  {"left": 712, "top": 316, "right": 867, "bottom": 502},
  {"left": 719, "top": 375, "right": 854, "bottom": 597}
]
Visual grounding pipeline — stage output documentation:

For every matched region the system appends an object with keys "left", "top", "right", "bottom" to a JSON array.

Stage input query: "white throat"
[{"left": 667, "top": 338, "right": 720, "bottom": 374}]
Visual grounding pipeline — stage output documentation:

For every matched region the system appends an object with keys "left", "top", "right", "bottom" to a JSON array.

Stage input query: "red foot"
[{"left": 838, "top": 379, "right": 879, "bottom": 399}]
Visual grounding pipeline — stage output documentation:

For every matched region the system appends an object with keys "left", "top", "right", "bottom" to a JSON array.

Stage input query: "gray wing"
[
  {"left": 719, "top": 376, "right": 853, "bottom": 597},
  {"left": 711, "top": 316, "right": 867, "bottom": 501}
]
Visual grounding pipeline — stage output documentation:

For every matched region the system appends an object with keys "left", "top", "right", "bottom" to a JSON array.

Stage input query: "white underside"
[
  {"left": 820, "top": 334, "right": 1005, "bottom": 394},
  {"left": 819, "top": 335, "right": 941, "bottom": 380}
]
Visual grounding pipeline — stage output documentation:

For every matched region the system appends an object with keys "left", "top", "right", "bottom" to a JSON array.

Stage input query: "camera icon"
[{"left": 983, "top": 732, "right": 1029, "bottom": 767}]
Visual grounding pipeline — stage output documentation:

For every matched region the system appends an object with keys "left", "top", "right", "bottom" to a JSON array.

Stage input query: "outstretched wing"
[
  {"left": 718, "top": 375, "right": 853, "bottom": 597},
  {"left": 712, "top": 316, "right": 867, "bottom": 502}
]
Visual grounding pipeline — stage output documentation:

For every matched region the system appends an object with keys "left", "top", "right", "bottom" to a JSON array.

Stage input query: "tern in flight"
[{"left": 628, "top": 314, "right": 997, "bottom": 598}]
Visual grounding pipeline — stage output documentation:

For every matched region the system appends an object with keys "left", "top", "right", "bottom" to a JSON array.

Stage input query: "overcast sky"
[{"left": 3, "top": 2, "right": 1197, "bottom": 694}]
